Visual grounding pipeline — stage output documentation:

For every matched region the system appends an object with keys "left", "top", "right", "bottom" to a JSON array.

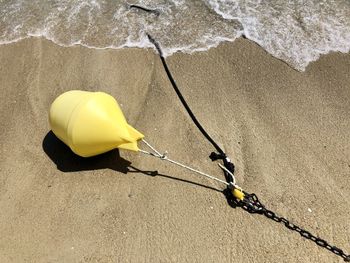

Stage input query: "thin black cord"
[{"left": 129, "top": 4, "right": 160, "bottom": 16}]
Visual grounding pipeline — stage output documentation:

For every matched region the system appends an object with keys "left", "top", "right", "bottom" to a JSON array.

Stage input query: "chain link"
[{"left": 224, "top": 189, "right": 350, "bottom": 262}]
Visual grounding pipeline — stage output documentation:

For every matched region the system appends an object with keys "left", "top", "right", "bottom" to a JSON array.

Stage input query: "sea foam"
[{"left": 0, "top": 0, "right": 349, "bottom": 71}]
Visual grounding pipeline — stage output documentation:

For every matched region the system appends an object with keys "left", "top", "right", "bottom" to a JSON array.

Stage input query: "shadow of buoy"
[
  {"left": 42, "top": 131, "right": 131, "bottom": 173},
  {"left": 42, "top": 131, "right": 222, "bottom": 192}
]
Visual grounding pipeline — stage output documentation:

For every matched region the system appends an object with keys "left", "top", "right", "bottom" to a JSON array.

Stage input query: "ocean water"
[{"left": 0, "top": 0, "right": 349, "bottom": 71}]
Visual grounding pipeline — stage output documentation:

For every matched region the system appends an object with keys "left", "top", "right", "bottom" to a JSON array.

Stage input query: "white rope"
[
  {"left": 218, "top": 163, "right": 236, "bottom": 186},
  {"left": 140, "top": 140, "right": 232, "bottom": 187},
  {"left": 141, "top": 139, "right": 163, "bottom": 157}
]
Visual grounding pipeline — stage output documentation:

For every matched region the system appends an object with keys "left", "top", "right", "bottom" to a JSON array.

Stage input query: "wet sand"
[{"left": 0, "top": 37, "right": 349, "bottom": 262}]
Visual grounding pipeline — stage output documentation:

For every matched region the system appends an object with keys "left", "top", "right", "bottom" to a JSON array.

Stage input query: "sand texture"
[{"left": 0, "top": 38, "right": 349, "bottom": 262}]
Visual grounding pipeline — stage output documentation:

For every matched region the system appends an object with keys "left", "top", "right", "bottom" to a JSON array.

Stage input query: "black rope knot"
[{"left": 209, "top": 152, "right": 225, "bottom": 161}]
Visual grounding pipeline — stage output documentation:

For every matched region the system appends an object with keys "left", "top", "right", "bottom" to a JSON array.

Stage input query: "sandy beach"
[{"left": 0, "top": 37, "right": 349, "bottom": 262}]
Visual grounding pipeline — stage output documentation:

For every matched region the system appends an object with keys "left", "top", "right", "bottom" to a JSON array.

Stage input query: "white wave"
[
  {"left": 205, "top": 0, "right": 350, "bottom": 70},
  {"left": 0, "top": 0, "right": 349, "bottom": 71}
]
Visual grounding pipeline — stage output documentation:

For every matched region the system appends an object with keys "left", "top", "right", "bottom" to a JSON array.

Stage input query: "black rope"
[
  {"left": 147, "top": 34, "right": 223, "bottom": 155},
  {"left": 129, "top": 4, "right": 160, "bottom": 16},
  {"left": 147, "top": 33, "right": 235, "bottom": 183}
]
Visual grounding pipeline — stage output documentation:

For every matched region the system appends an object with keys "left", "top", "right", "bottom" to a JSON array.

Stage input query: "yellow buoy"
[{"left": 49, "top": 90, "right": 144, "bottom": 157}]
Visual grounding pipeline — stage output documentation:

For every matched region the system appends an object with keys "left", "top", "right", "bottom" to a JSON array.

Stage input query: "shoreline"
[
  {"left": 1, "top": 35, "right": 349, "bottom": 72},
  {"left": 0, "top": 37, "right": 349, "bottom": 262}
]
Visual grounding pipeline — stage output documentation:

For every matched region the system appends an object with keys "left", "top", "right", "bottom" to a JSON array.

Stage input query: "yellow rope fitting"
[{"left": 232, "top": 187, "right": 245, "bottom": 201}]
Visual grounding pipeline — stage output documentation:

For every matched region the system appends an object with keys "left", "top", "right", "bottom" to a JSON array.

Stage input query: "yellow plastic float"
[
  {"left": 49, "top": 90, "right": 144, "bottom": 157},
  {"left": 49, "top": 90, "right": 244, "bottom": 202}
]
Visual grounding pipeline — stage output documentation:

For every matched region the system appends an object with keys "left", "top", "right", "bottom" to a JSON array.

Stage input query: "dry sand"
[{"left": 0, "top": 37, "right": 349, "bottom": 262}]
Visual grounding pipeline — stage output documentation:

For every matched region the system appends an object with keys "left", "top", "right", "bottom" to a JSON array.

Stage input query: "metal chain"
[{"left": 226, "top": 190, "right": 350, "bottom": 261}]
